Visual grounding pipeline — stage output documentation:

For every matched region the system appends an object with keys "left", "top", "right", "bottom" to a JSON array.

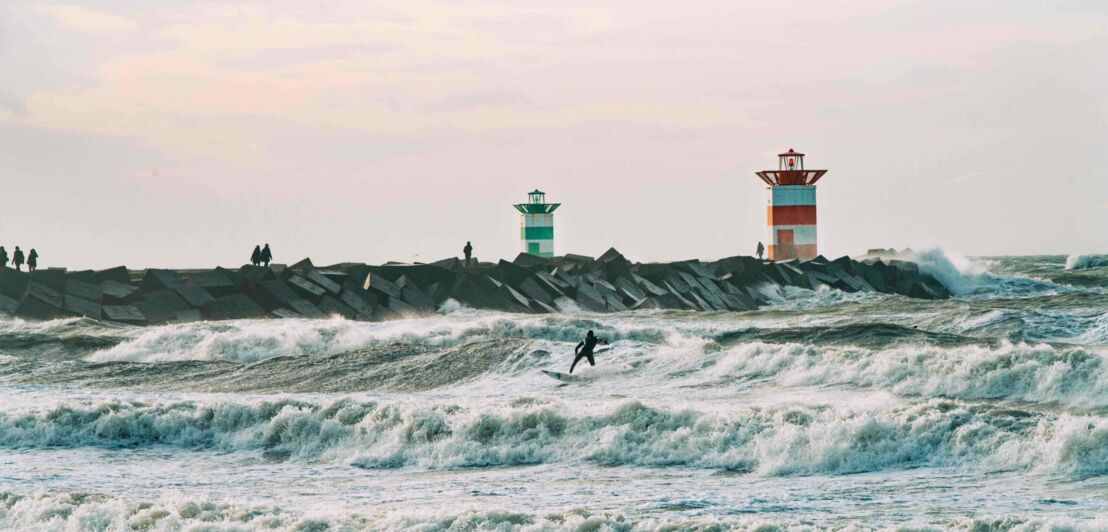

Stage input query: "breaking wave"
[
  {"left": 1, "top": 396, "right": 1105, "bottom": 479},
  {"left": 1066, "top": 254, "right": 1108, "bottom": 270},
  {"left": 906, "top": 248, "right": 1060, "bottom": 297},
  {"left": 2, "top": 489, "right": 1106, "bottom": 531}
]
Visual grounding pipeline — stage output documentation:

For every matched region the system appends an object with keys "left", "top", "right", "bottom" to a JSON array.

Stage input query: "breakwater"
[{"left": 0, "top": 248, "right": 949, "bottom": 324}]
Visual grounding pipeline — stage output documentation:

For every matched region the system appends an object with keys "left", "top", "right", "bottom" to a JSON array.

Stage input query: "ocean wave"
[
  {"left": 906, "top": 248, "right": 1061, "bottom": 298},
  {"left": 2, "top": 490, "right": 1105, "bottom": 531},
  {"left": 1066, "top": 254, "right": 1108, "bottom": 270},
  {"left": 84, "top": 313, "right": 677, "bottom": 364},
  {"left": 1, "top": 397, "right": 1104, "bottom": 478},
  {"left": 702, "top": 341, "right": 1108, "bottom": 408}
]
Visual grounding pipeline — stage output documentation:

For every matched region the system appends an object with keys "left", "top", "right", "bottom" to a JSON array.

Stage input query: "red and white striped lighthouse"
[{"left": 755, "top": 149, "right": 828, "bottom": 261}]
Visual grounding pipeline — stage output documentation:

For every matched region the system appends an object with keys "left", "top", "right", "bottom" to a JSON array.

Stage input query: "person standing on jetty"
[
  {"left": 11, "top": 247, "right": 24, "bottom": 271},
  {"left": 756, "top": 241, "right": 765, "bottom": 260},
  {"left": 27, "top": 249, "right": 38, "bottom": 272},
  {"left": 570, "top": 330, "right": 608, "bottom": 374},
  {"left": 251, "top": 245, "right": 262, "bottom": 267},
  {"left": 463, "top": 241, "right": 473, "bottom": 267},
  {"left": 261, "top": 244, "right": 272, "bottom": 267},
  {"left": 0, "top": 247, "right": 7, "bottom": 269}
]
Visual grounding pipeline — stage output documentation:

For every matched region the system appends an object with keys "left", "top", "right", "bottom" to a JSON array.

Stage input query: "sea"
[{"left": 1, "top": 251, "right": 1106, "bottom": 531}]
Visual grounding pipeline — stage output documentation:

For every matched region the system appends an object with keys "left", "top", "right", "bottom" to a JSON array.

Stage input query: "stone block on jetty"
[
  {"left": 287, "top": 275, "right": 327, "bottom": 302},
  {"left": 134, "top": 290, "right": 192, "bottom": 324},
  {"left": 318, "top": 295, "right": 358, "bottom": 319},
  {"left": 339, "top": 284, "right": 376, "bottom": 319},
  {"left": 100, "top": 281, "right": 138, "bottom": 304},
  {"left": 64, "top": 294, "right": 101, "bottom": 318},
  {"left": 0, "top": 294, "right": 18, "bottom": 314},
  {"left": 289, "top": 299, "right": 328, "bottom": 319},
  {"left": 306, "top": 270, "right": 342, "bottom": 294},
  {"left": 189, "top": 269, "right": 237, "bottom": 297},
  {"left": 15, "top": 283, "right": 66, "bottom": 320},
  {"left": 102, "top": 305, "right": 147, "bottom": 325},
  {"left": 201, "top": 294, "right": 268, "bottom": 320},
  {"left": 66, "top": 270, "right": 99, "bottom": 285},
  {"left": 396, "top": 276, "right": 435, "bottom": 312},
  {"left": 363, "top": 273, "right": 402, "bottom": 301},
  {"left": 29, "top": 269, "right": 67, "bottom": 292},
  {"left": 0, "top": 269, "right": 30, "bottom": 300},
  {"left": 96, "top": 266, "right": 132, "bottom": 284},
  {"left": 65, "top": 280, "right": 103, "bottom": 303},
  {"left": 174, "top": 286, "right": 215, "bottom": 308},
  {"left": 253, "top": 280, "right": 304, "bottom": 311},
  {"left": 238, "top": 265, "right": 276, "bottom": 289},
  {"left": 140, "top": 269, "right": 187, "bottom": 293}
]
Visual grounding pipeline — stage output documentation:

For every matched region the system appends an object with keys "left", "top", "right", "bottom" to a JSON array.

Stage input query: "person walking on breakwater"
[
  {"left": 463, "top": 241, "right": 473, "bottom": 267},
  {"left": 11, "top": 247, "right": 24, "bottom": 271},
  {"left": 251, "top": 245, "right": 262, "bottom": 267},
  {"left": 27, "top": 249, "right": 38, "bottom": 272},
  {"left": 569, "top": 330, "right": 608, "bottom": 374},
  {"left": 261, "top": 244, "right": 272, "bottom": 267},
  {"left": 0, "top": 247, "right": 7, "bottom": 270},
  {"left": 756, "top": 241, "right": 765, "bottom": 260}
]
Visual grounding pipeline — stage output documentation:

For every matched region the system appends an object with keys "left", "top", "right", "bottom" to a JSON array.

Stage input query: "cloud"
[{"left": 29, "top": 4, "right": 139, "bottom": 35}]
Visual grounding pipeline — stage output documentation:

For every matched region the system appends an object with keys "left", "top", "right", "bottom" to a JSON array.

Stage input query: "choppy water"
[{"left": 1, "top": 251, "right": 1106, "bottom": 530}]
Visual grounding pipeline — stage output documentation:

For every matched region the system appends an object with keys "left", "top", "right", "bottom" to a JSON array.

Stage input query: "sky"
[{"left": 0, "top": 1, "right": 1106, "bottom": 269}]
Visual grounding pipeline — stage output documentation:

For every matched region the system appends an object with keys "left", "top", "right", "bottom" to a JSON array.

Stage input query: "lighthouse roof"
[{"left": 778, "top": 148, "right": 804, "bottom": 157}]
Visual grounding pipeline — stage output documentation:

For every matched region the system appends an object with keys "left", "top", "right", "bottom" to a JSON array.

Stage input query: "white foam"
[{"left": 1066, "top": 254, "right": 1108, "bottom": 270}]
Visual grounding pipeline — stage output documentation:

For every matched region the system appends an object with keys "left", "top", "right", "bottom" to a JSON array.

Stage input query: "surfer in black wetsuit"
[{"left": 570, "top": 330, "right": 607, "bottom": 374}]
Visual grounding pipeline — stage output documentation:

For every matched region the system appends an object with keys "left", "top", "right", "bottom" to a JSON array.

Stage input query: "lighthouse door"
[{"left": 776, "top": 229, "right": 795, "bottom": 260}]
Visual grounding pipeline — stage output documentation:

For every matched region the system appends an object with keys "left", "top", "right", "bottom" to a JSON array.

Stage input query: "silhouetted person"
[
  {"left": 756, "top": 241, "right": 765, "bottom": 260},
  {"left": 27, "top": 249, "right": 38, "bottom": 272},
  {"left": 251, "top": 245, "right": 262, "bottom": 267},
  {"left": 11, "top": 247, "right": 24, "bottom": 271},
  {"left": 463, "top": 241, "right": 473, "bottom": 267},
  {"left": 570, "top": 330, "right": 608, "bottom": 374},
  {"left": 0, "top": 247, "right": 7, "bottom": 270},
  {"left": 261, "top": 243, "right": 272, "bottom": 267}
]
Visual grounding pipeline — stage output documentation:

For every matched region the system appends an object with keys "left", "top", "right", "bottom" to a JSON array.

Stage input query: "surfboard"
[{"left": 541, "top": 370, "right": 581, "bottom": 382}]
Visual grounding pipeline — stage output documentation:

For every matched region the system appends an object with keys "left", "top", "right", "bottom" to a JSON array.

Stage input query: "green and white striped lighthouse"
[{"left": 513, "top": 189, "right": 561, "bottom": 257}]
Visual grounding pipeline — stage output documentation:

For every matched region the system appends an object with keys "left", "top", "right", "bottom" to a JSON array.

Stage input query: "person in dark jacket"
[
  {"left": 251, "top": 245, "right": 262, "bottom": 266},
  {"left": 0, "top": 247, "right": 7, "bottom": 269},
  {"left": 27, "top": 249, "right": 38, "bottom": 271},
  {"left": 11, "top": 247, "right": 24, "bottom": 271},
  {"left": 756, "top": 241, "right": 765, "bottom": 260},
  {"left": 463, "top": 241, "right": 473, "bottom": 267},
  {"left": 569, "top": 330, "right": 608, "bottom": 374},
  {"left": 260, "top": 244, "right": 272, "bottom": 267}
]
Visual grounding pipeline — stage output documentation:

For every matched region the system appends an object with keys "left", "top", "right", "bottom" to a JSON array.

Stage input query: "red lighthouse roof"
[{"left": 755, "top": 148, "right": 827, "bottom": 186}]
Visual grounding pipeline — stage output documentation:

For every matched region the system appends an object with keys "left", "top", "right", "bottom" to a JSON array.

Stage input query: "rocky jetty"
[{"left": 0, "top": 249, "right": 950, "bottom": 324}]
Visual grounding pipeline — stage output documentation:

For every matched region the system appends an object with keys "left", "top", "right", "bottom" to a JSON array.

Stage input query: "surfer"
[{"left": 569, "top": 330, "right": 608, "bottom": 373}]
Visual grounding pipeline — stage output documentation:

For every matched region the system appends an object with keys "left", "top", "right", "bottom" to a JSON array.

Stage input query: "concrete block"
[
  {"left": 140, "top": 269, "right": 188, "bottom": 292},
  {"left": 29, "top": 269, "right": 67, "bottom": 292},
  {"left": 488, "top": 260, "right": 533, "bottom": 287},
  {"left": 363, "top": 272, "right": 402, "bottom": 301},
  {"left": 64, "top": 294, "right": 102, "bottom": 318},
  {"left": 174, "top": 309, "right": 202, "bottom": 323},
  {"left": 530, "top": 299, "right": 558, "bottom": 314},
  {"left": 66, "top": 270, "right": 99, "bottom": 285},
  {"left": 102, "top": 305, "right": 147, "bottom": 325},
  {"left": 518, "top": 276, "right": 556, "bottom": 305},
  {"left": 307, "top": 270, "right": 342, "bottom": 294},
  {"left": 189, "top": 269, "right": 237, "bottom": 297},
  {"left": 339, "top": 285, "right": 376, "bottom": 319},
  {"left": 603, "top": 294, "right": 628, "bottom": 311},
  {"left": 287, "top": 275, "right": 327, "bottom": 302},
  {"left": 175, "top": 286, "right": 215, "bottom": 308},
  {"left": 314, "top": 269, "right": 350, "bottom": 289},
  {"left": 500, "top": 284, "right": 534, "bottom": 312},
  {"left": 631, "top": 273, "right": 667, "bottom": 297},
  {"left": 573, "top": 282, "right": 607, "bottom": 312},
  {"left": 0, "top": 269, "right": 30, "bottom": 300},
  {"left": 289, "top": 258, "right": 314, "bottom": 275},
  {"left": 664, "top": 274, "right": 692, "bottom": 294},
  {"left": 513, "top": 252, "right": 553, "bottom": 269},
  {"left": 201, "top": 294, "right": 269, "bottom": 320},
  {"left": 271, "top": 308, "right": 301, "bottom": 319},
  {"left": 100, "top": 281, "right": 138, "bottom": 304},
  {"left": 614, "top": 277, "right": 646, "bottom": 302},
  {"left": 397, "top": 278, "right": 435, "bottom": 312},
  {"left": 289, "top": 299, "right": 328, "bottom": 319},
  {"left": 15, "top": 284, "right": 66, "bottom": 320},
  {"left": 96, "top": 266, "right": 132, "bottom": 284},
  {"left": 65, "top": 280, "right": 103, "bottom": 303},
  {"left": 318, "top": 295, "right": 358, "bottom": 319},
  {"left": 239, "top": 265, "right": 276, "bottom": 289},
  {"left": 135, "top": 290, "right": 192, "bottom": 324},
  {"left": 0, "top": 293, "right": 18, "bottom": 314}
]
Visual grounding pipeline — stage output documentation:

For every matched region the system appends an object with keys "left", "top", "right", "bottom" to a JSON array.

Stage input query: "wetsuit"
[{"left": 570, "top": 334, "right": 606, "bottom": 373}]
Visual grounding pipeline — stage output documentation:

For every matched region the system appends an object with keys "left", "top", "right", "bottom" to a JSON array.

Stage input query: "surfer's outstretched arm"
[{"left": 574, "top": 341, "right": 583, "bottom": 356}]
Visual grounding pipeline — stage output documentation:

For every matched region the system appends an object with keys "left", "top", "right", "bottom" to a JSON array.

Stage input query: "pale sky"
[{"left": 1, "top": 1, "right": 1105, "bottom": 269}]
